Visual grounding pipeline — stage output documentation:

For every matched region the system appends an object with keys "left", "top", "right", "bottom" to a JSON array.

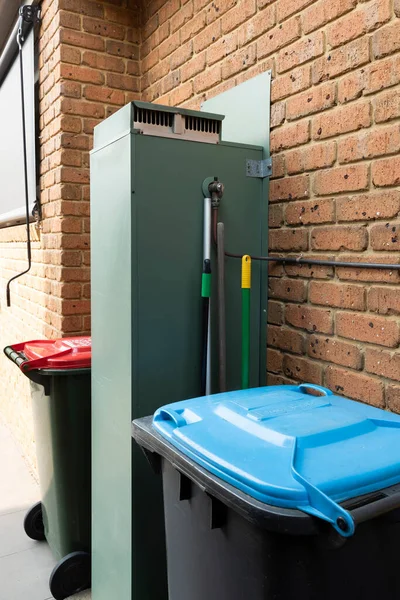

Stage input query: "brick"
[
  {"left": 326, "top": 366, "right": 384, "bottom": 407},
  {"left": 267, "top": 348, "right": 284, "bottom": 373},
  {"left": 181, "top": 11, "right": 207, "bottom": 43},
  {"left": 270, "top": 102, "right": 285, "bottom": 128},
  {"left": 370, "top": 223, "right": 400, "bottom": 251},
  {"left": 387, "top": 385, "right": 400, "bottom": 412},
  {"left": 310, "top": 281, "right": 365, "bottom": 310},
  {"left": 158, "top": 31, "right": 181, "bottom": 60},
  {"left": 284, "top": 254, "right": 334, "bottom": 279},
  {"left": 286, "top": 142, "right": 336, "bottom": 175},
  {"left": 337, "top": 311, "right": 399, "bottom": 348},
  {"left": 238, "top": 5, "right": 276, "bottom": 46},
  {"left": 270, "top": 120, "right": 310, "bottom": 152},
  {"left": 257, "top": 16, "right": 301, "bottom": 59},
  {"left": 82, "top": 16, "right": 125, "bottom": 39},
  {"left": 60, "top": 29, "right": 105, "bottom": 51},
  {"left": 194, "top": 22, "right": 222, "bottom": 55},
  {"left": 286, "top": 304, "right": 333, "bottom": 333},
  {"left": 181, "top": 53, "right": 206, "bottom": 82},
  {"left": 372, "top": 156, "right": 400, "bottom": 187},
  {"left": 272, "top": 66, "right": 311, "bottom": 102},
  {"left": 286, "top": 82, "right": 336, "bottom": 121},
  {"left": 60, "top": 45, "right": 81, "bottom": 65},
  {"left": 104, "top": 5, "right": 139, "bottom": 27},
  {"left": 268, "top": 278, "right": 307, "bottom": 302},
  {"left": 327, "top": 0, "right": 391, "bottom": 50},
  {"left": 159, "top": 0, "right": 180, "bottom": 24},
  {"left": 170, "top": 0, "right": 193, "bottom": 33},
  {"left": 336, "top": 254, "right": 400, "bottom": 283},
  {"left": 374, "top": 89, "right": 400, "bottom": 123},
  {"left": 338, "top": 69, "right": 366, "bottom": 104},
  {"left": 313, "top": 37, "right": 370, "bottom": 84},
  {"left": 277, "top": 0, "right": 315, "bottom": 22},
  {"left": 61, "top": 98, "right": 105, "bottom": 119},
  {"left": 368, "top": 287, "right": 400, "bottom": 316},
  {"left": 59, "top": 0, "right": 104, "bottom": 18},
  {"left": 221, "top": 0, "right": 256, "bottom": 34},
  {"left": 338, "top": 124, "right": 400, "bottom": 164},
  {"left": 193, "top": 64, "right": 221, "bottom": 93},
  {"left": 161, "top": 71, "right": 181, "bottom": 95},
  {"left": 82, "top": 51, "right": 125, "bottom": 73},
  {"left": 58, "top": 10, "right": 81, "bottom": 30},
  {"left": 269, "top": 229, "right": 309, "bottom": 251},
  {"left": 365, "top": 54, "right": 400, "bottom": 96},
  {"left": 205, "top": 0, "right": 235, "bottom": 23},
  {"left": 207, "top": 32, "right": 237, "bottom": 65},
  {"left": 268, "top": 300, "right": 284, "bottom": 325},
  {"left": 267, "top": 324, "right": 305, "bottom": 354},
  {"left": 311, "top": 225, "right": 367, "bottom": 251},
  {"left": 283, "top": 355, "right": 323, "bottom": 385},
  {"left": 285, "top": 198, "right": 334, "bottom": 225},
  {"left": 277, "top": 31, "right": 324, "bottom": 73},
  {"left": 365, "top": 348, "right": 400, "bottom": 382},
  {"left": 84, "top": 85, "right": 125, "bottom": 105},
  {"left": 313, "top": 100, "right": 371, "bottom": 140},
  {"left": 271, "top": 154, "right": 285, "bottom": 179},
  {"left": 337, "top": 191, "right": 400, "bottom": 222},
  {"left": 106, "top": 73, "right": 139, "bottom": 92},
  {"left": 60, "top": 81, "right": 81, "bottom": 99},
  {"left": 302, "top": 0, "right": 356, "bottom": 35},
  {"left": 308, "top": 334, "right": 362, "bottom": 369},
  {"left": 270, "top": 174, "right": 310, "bottom": 202},
  {"left": 267, "top": 373, "right": 295, "bottom": 385},
  {"left": 221, "top": 44, "right": 257, "bottom": 79},
  {"left": 105, "top": 40, "right": 139, "bottom": 60},
  {"left": 170, "top": 41, "right": 193, "bottom": 71},
  {"left": 269, "top": 204, "right": 283, "bottom": 228},
  {"left": 314, "top": 164, "right": 369, "bottom": 196},
  {"left": 60, "top": 64, "right": 104, "bottom": 85},
  {"left": 396, "top": 0, "right": 400, "bottom": 17},
  {"left": 372, "top": 20, "right": 400, "bottom": 59}
]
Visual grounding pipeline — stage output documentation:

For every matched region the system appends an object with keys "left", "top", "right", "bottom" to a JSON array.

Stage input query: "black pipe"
[
  {"left": 5, "top": 7, "right": 40, "bottom": 307},
  {"left": 225, "top": 252, "right": 400, "bottom": 271}
]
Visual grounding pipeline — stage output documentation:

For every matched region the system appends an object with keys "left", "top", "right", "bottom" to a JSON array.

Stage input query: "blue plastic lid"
[{"left": 153, "top": 384, "right": 400, "bottom": 537}]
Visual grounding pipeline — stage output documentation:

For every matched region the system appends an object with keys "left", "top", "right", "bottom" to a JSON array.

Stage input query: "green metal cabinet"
[{"left": 90, "top": 102, "right": 269, "bottom": 600}]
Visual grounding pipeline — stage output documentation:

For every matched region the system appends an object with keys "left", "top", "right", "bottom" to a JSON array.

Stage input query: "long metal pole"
[
  {"left": 217, "top": 222, "right": 226, "bottom": 393},
  {"left": 203, "top": 197, "right": 212, "bottom": 395}
]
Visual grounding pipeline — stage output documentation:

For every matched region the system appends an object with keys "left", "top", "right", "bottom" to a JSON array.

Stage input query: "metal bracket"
[{"left": 246, "top": 158, "right": 272, "bottom": 179}]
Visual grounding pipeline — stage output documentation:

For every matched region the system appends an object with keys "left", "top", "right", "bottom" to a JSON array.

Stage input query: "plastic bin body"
[
  {"left": 4, "top": 338, "right": 92, "bottom": 560},
  {"left": 132, "top": 384, "right": 400, "bottom": 600},
  {"left": 31, "top": 369, "right": 91, "bottom": 559}
]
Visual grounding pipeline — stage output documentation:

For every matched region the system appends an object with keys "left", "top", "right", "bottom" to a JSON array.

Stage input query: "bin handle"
[
  {"left": 348, "top": 486, "right": 400, "bottom": 525},
  {"left": 153, "top": 409, "right": 187, "bottom": 428},
  {"left": 298, "top": 384, "right": 333, "bottom": 397},
  {"left": 3, "top": 342, "right": 71, "bottom": 372}
]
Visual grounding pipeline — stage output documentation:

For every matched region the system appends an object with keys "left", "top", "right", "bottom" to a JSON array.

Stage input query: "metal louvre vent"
[
  {"left": 184, "top": 116, "right": 221, "bottom": 135},
  {"left": 132, "top": 103, "right": 222, "bottom": 144},
  {"left": 134, "top": 106, "right": 173, "bottom": 128}
]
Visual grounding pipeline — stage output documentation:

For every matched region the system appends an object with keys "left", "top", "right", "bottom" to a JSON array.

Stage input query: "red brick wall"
[
  {"left": 0, "top": 0, "right": 140, "bottom": 466},
  {"left": 140, "top": 0, "right": 400, "bottom": 410}
]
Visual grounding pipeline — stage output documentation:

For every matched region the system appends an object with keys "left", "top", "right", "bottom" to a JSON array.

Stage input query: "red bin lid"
[{"left": 11, "top": 337, "right": 91, "bottom": 371}]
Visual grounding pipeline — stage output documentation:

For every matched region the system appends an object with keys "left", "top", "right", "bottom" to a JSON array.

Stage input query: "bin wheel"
[
  {"left": 24, "top": 502, "right": 45, "bottom": 541},
  {"left": 49, "top": 551, "right": 91, "bottom": 600}
]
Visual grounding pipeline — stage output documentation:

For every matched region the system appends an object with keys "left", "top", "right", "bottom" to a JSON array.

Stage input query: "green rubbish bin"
[{"left": 4, "top": 337, "right": 92, "bottom": 600}]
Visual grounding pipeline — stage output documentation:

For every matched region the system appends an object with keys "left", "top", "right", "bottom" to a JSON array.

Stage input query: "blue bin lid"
[{"left": 153, "top": 384, "right": 400, "bottom": 537}]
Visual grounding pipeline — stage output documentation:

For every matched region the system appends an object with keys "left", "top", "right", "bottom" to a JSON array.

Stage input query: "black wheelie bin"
[
  {"left": 133, "top": 383, "right": 400, "bottom": 600},
  {"left": 4, "top": 337, "right": 91, "bottom": 600}
]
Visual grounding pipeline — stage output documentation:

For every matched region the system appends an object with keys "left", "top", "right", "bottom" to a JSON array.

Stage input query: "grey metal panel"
[
  {"left": 0, "top": 28, "right": 36, "bottom": 225},
  {"left": 201, "top": 70, "right": 272, "bottom": 159},
  {"left": 91, "top": 133, "right": 133, "bottom": 600}
]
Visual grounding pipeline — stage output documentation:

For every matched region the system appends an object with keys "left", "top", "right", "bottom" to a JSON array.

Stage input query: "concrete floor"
[{"left": 0, "top": 415, "right": 91, "bottom": 600}]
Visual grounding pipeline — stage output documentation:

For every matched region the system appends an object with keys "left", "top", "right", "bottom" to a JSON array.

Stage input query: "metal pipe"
[
  {"left": 6, "top": 13, "right": 32, "bottom": 307},
  {"left": 217, "top": 222, "right": 226, "bottom": 393},
  {"left": 203, "top": 197, "right": 212, "bottom": 395}
]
